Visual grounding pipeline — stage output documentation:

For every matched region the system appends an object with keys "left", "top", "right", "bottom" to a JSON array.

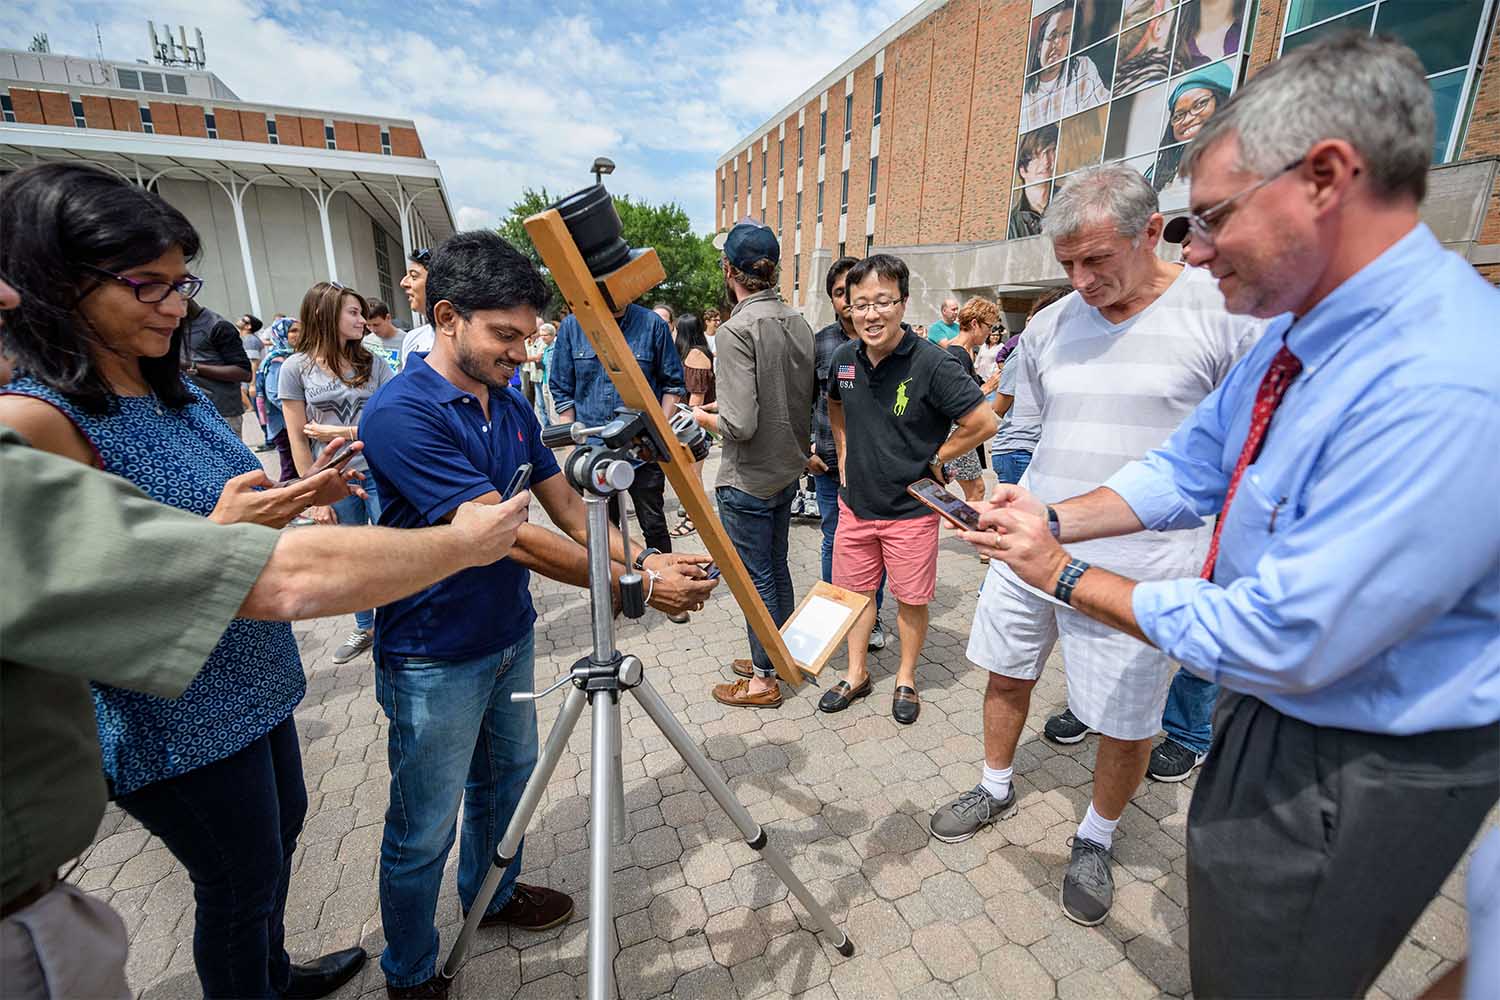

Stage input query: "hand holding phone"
[
  {"left": 503, "top": 463, "right": 533, "bottom": 501},
  {"left": 906, "top": 477, "right": 983, "bottom": 530}
]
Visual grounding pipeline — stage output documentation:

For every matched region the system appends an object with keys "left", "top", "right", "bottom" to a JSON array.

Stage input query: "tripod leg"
[
  {"left": 610, "top": 701, "right": 627, "bottom": 845},
  {"left": 627, "top": 679, "right": 855, "bottom": 957},
  {"left": 442, "top": 684, "right": 589, "bottom": 980},
  {"left": 588, "top": 693, "right": 620, "bottom": 1000}
]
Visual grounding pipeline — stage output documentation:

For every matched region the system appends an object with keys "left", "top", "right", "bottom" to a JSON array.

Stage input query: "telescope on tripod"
[{"left": 440, "top": 185, "right": 853, "bottom": 998}]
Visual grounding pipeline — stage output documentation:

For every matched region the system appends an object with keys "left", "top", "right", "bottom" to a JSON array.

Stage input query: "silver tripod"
[{"left": 442, "top": 420, "right": 853, "bottom": 999}]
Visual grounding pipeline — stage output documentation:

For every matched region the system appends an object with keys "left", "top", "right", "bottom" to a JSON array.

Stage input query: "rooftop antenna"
[
  {"left": 95, "top": 22, "right": 105, "bottom": 64},
  {"left": 27, "top": 33, "right": 50, "bottom": 54},
  {"left": 148, "top": 20, "right": 206, "bottom": 69}
]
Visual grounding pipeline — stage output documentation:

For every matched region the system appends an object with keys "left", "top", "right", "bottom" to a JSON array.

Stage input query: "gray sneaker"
[
  {"left": 867, "top": 619, "right": 888, "bottom": 652},
  {"left": 332, "top": 629, "right": 373, "bottom": 664},
  {"left": 928, "top": 784, "right": 1017, "bottom": 843},
  {"left": 1060, "top": 836, "right": 1114, "bottom": 925}
]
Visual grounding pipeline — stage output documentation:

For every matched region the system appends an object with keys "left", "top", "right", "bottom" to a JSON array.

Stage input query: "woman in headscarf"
[{"left": 1151, "top": 60, "right": 1235, "bottom": 203}]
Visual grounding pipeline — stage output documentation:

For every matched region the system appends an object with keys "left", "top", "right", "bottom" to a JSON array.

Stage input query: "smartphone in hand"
[
  {"left": 503, "top": 463, "right": 533, "bottom": 500},
  {"left": 906, "top": 477, "right": 983, "bottom": 530}
]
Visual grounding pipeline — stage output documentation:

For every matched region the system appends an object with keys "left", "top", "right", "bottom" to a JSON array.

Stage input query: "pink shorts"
[{"left": 832, "top": 499, "right": 940, "bottom": 605}]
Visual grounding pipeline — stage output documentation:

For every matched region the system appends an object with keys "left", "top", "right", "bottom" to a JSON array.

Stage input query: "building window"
[
  {"left": 380, "top": 128, "right": 391, "bottom": 154},
  {"left": 869, "top": 156, "right": 879, "bottom": 205},
  {"left": 797, "top": 125, "right": 804, "bottom": 167},
  {"left": 1280, "top": 0, "right": 1491, "bottom": 163},
  {"left": 865, "top": 234, "right": 874, "bottom": 255},
  {"left": 1, "top": 95, "right": 13, "bottom": 122},
  {"left": 141, "top": 71, "right": 165, "bottom": 94},
  {"left": 138, "top": 106, "right": 154, "bottom": 134},
  {"left": 372, "top": 221, "right": 396, "bottom": 308},
  {"left": 840, "top": 170, "right": 850, "bottom": 213},
  {"left": 720, "top": 175, "right": 726, "bottom": 207},
  {"left": 839, "top": 240, "right": 846, "bottom": 259},
  {"left": 266, "top": 118, "right": 279, "bottom": 144},
  {"left": 843, "top": 93, "right": 853, "bottom": 142},
  {"left": 817, "top": 182, "right": 824, "bottom": 223},
  {"left": 165, "top": 74, "right": 188, "bottom": 95},
  {"left": 794, "top": 254, "right": 800, "bottom": 294},
  {"left": 116, "top": 68, "right": 140, "bottom": 90},
  {"left": 873, "top": 73, "right": 883, "bottom": 126},
  {"left": 819, "top": 109, "right": 827, "bottom": 154},
  {"left": 732, "top": 170, "right": 738, "bottom": 200},
  {"left": 205, "top": 111, "right": 217, "bottom": 139},
  {"left": 777, "top": 199, "right": 783, "bottom": 231},
  {"left": 71, "top": 100, "right": 86, "bottom": 127},
  {"left": 761, "top": 148, "right": 767, "bottom": 184},
  {"left": 778, "top": 137, "right": 784, "bottom": 177},
  {"left": 325, "top": 124, "right": 337, "bottom": 149},
  {"left": 796, "top": 191, "right": 803, "bottom": 229}
]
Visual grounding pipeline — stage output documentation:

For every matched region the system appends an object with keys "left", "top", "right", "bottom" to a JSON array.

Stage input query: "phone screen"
[
  {"left": 503, "top": 463, "right": 534, "bottom": 501},
  {"left": 907, "top": 478, "right": 983, "bottom": 530}
]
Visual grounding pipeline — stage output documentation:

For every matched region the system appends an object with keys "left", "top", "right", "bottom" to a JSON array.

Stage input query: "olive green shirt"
[{"left": 0, "top": 426, "right": 278, "bottom": 906}]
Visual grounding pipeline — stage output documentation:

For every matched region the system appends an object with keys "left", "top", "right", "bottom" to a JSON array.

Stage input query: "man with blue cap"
[{"left": 694, "top": 219, "right": 816, "bottom": 708}]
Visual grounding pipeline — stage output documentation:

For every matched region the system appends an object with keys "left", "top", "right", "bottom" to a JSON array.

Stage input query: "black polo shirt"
[{"left": 829, "top": 328, "right": 985, "bottom": 520}]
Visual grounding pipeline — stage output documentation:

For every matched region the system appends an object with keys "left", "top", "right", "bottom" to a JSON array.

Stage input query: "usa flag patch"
[{"left": 837, "top": 364, "right": 856, "bottom": 381}]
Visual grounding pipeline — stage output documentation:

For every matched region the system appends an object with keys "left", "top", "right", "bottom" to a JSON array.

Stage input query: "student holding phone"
[{"left": 357, "top": 231, "right": 717, "bottom": 998}]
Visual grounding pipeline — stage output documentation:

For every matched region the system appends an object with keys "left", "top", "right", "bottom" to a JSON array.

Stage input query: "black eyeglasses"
[
  {"left": 85, "top": 265, "right": 203, "bottom": 304},
  {"left": 410, "top": 248, "right": 432, "bottom": 267}
]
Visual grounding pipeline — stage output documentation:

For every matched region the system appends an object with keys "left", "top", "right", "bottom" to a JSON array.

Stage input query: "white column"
[
  {"left": 227, "top": 178, "right": 263, "bottom": 317},
  {"left": 315, "top": 182, "right": 339, "bottom": 283},
  {"left": 395, "top": 179, "right": 414, "bottom": 260}
]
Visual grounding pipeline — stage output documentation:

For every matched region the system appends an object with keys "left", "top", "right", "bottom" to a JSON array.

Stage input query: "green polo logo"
[{"left": 894, "top": 377, "right": 912, "bottom": 416}]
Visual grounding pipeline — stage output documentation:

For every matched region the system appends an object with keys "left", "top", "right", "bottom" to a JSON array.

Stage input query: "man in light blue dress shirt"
[{"left": 960, "top": 34, "right": 1498, "bottom": 999}]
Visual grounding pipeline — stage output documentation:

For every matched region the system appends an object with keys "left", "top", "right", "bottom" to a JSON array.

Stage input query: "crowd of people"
[{"left": 1, "top": 30, "right": 1495, "bottom": 1000}]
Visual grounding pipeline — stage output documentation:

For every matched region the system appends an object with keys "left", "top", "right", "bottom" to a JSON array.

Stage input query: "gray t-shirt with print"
[{"left": 276, "top": 351, "right": 394, "bottom": 472}]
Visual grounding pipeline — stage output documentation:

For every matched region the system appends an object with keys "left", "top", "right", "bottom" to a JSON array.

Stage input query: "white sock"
[
  {"left": 981, "top": 764, "right": 1012, "bottom": 800},
  {"left": 1076, "top": 804, "right": 1120, "bottom": 850}
]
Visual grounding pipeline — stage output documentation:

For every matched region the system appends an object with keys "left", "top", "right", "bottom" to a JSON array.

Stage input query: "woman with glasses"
[
  {"left": 1152, "top": 61, "right": 1234, "bottom": 205},
  {"left": 279, "top": 281, "right": 395, "bottom": 664},
  {"left": 0, "top": 162, "right": 366, "bottom": 998}
]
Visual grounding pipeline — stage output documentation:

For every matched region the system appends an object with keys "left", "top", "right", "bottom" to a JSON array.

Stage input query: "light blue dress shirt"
[{"left": 1105, "top": 224, "right": 1500, "bottom": 734}]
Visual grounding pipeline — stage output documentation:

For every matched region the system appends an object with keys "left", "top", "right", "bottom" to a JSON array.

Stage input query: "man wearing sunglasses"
[{"left": 961, "top": 34, "right": 1499, "bottom": 998}]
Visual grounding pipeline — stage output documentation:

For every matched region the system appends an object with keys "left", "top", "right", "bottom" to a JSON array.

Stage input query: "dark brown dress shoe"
[
  {"left": 712, "top": 678, "right": 783, "bottom": 708},
  {"left": 385, "top": 972, "right": 450, "bottom": 999},
  {"left": 731, "top": 658, "right": 754, "bottom": 678},
  {"left": 476, "top": 882, "right": 574, "bottom": 931}
]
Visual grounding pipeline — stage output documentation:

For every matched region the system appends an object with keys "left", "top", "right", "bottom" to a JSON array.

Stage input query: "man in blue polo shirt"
[{"left": 360, "top": 231, "right": 717, "bottom": 1000}]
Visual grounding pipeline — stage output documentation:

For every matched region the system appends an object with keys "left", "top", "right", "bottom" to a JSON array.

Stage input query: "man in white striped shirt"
[{"left": 927, "top": 164, "right": 1262, "bottom": 926}]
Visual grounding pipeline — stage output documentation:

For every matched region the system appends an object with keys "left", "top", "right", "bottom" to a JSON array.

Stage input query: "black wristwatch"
[
  {"left": 634, "top": 547, "right": 661, "bottom": 571},
  {"left": 1045, "top": 505, "right": 1061, "bottom": 539},
  {"left": 1053, "top": 558, "right": 1090, "bottom": 606}
]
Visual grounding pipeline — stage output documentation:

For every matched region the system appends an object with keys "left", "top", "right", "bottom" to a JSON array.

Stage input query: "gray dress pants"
[{"left": 1186, "top": 691, "right": 1498, "bottom": 999}]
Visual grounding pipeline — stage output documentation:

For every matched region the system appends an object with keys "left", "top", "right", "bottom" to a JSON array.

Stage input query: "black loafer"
[
  {"left": 892, "top": 685, "right": 921, "bottom": 725},
  {"left": 818, "top": 676, "right": 873, "bottom": 713},
  {"left": 286, "top": 946, "right": 367, "bottom": 999}
]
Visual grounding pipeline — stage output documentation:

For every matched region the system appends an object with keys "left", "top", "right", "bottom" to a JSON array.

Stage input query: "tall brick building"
[
  {"left": 0, "top": 46, "right": 453, "bottom": 324},
  {"left": 718, "top": 0, "right": 1499, "bottom": 328}
]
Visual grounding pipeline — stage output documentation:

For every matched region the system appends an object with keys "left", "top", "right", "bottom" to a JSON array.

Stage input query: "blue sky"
[{"left": 6, "top": 0, "right": 913, "bottom": 234}]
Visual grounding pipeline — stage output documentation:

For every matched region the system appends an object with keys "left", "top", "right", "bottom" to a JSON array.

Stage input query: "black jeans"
[
  {"left": 1186, "top": 692, "right": 1499, "bottom": 998},
  {"left": 117, "top": 717, "right": 307, "bottom": 999},
  {"left": 607, "top": 460, "right": 672, "bottom": 554}
]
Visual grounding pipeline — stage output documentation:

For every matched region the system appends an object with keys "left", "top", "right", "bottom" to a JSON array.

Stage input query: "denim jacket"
[{"left": 548, "top": 304, "right": 686, "bottom": 425}]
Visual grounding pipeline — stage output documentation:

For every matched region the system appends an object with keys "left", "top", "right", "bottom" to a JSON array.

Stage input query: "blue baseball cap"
[{"left": 716, "top": 217, "right": 780, "bottom": 271}]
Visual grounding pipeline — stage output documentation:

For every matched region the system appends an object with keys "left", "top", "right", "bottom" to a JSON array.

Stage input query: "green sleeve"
[{"left": 0, "top": 429, "right": 280, "bottom": 698}]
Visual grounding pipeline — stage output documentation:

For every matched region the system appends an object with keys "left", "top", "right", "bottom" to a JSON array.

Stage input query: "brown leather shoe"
[
  {"left": 712, "top": 678, "right": 782, "bottom": 708},
  {"left": 731, "top": 658, "right": 753, "bottom": 679},
  {"left": 474, "top": 883, "right": 574, "bottom": 931},
  {"left": 386, "top": 974, "right": 450, "bottom": 999}
]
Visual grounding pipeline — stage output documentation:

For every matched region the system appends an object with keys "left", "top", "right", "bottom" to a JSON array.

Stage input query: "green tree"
[{"left": 497, "top": 188, "right": 724, "bottom": 321}]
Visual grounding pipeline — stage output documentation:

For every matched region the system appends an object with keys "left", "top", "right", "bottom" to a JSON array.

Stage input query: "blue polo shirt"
[{"left": 360, "top": 353, "right": 561, "bottom": 661}]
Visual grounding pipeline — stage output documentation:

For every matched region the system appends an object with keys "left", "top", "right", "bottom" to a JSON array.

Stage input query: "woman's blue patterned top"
[{"left": 2, "top": 376, "right": 306, "bottom": 796}]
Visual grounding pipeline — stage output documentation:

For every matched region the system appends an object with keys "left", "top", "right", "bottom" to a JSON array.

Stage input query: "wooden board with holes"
[
  {"left": 524, "top": 208, "right": 806, "bottom": 687},
  {"left": 778, "top": 582, "right": 870, "bottom": 679}
]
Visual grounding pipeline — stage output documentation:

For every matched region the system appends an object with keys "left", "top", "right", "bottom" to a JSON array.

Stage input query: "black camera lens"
[{"left": 551, "top": 185, "right": 630, "bottom": 277}]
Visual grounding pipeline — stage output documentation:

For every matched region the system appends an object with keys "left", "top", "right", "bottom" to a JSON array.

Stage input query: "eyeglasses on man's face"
[
  {"left": 86, "top": 265, "right": 203, "bottom": 304},
  {"left": 1187, "top": 157, "right": 1304, "bottom": 246},
  {"left": 849, "top": 297, "right": 905, "bottom": 316}
]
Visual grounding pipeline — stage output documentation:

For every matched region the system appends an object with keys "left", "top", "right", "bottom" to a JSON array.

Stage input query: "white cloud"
[{"left": 3, "top": 0, "right": 914, "bottom": 233}]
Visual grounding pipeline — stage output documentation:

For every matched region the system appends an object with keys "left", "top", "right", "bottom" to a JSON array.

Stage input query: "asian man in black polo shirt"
[{"left": 823, "top": 255, "right": 997, "bottom": 723}]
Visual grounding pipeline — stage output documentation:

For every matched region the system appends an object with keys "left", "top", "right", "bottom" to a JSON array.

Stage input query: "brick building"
[
  {"left": 718, "top": 0, "right": 1499, "bottom": 328},
  {"left": 0, "top": 47, "right": 453, "bottom": 324}
]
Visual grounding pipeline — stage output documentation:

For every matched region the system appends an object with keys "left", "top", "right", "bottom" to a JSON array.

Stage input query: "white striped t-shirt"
[{"left": 1009, "top": 265, "right": 1265, "bottom": 582}]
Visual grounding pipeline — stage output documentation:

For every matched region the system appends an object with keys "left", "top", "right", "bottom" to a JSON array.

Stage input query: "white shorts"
[{"left": 967, "top": 564, "right": 1178, "bottom": 741}]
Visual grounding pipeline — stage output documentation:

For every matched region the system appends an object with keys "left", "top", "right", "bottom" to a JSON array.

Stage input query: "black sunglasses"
[{"left": 410, "top": 248, "right": 432, "bottom": 267}]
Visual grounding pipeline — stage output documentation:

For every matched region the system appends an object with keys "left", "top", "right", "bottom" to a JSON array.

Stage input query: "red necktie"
[{"left": 1200, "top": 345, "right": 1303, "bottom": 580}]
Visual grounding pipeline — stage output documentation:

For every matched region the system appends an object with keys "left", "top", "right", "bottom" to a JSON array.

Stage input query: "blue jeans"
[
  {"left": 1162, "top": 670, "right": 1217, "bottom": 755},
  {"left": 374, "top": 632, "right": 538, "bottom": 987},
  {"left": 812, "top": 472, "right": 884, "bottom": 613},
  {"left": 333, "top": 477, "right": 382, "bottom": 630},
  {"left": 992, "top": 449, "right": 1033, "bottom": 485},
  {"left": 116, "top": 718, "right": 305, "bottom": 998},
  {"left": 717, "top": 483, "right": 797, "bottom": 678}
]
